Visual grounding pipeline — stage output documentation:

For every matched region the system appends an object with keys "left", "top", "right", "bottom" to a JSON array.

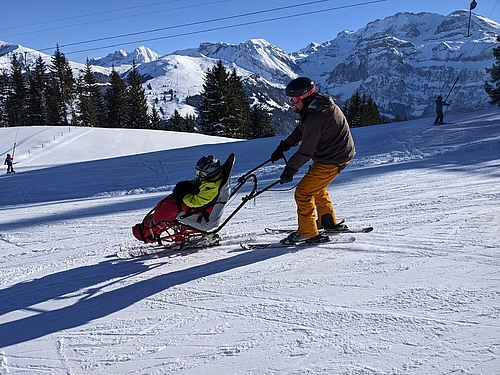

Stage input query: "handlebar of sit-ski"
[
  {"left": 237, "top": 155, "right": 287, "bottom": 196},
  {"left": 212, "top": 156, "right": 286, "bottom": 234},
  {"left": 237, "top": 154, "right": 287, "bottom": 182},
  {"left": 237, "top": 158, "right": 272, "bottom": 184},
  {"left": 251, "top": 180, "right": 280, "bottom": 199}
]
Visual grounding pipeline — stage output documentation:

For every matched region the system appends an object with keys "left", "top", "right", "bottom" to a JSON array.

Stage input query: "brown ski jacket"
[{"left": 282, "top": 92, "right": 355, "bottom": 172}]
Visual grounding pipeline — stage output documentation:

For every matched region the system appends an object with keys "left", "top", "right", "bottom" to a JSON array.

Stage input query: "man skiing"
[
  {"left": 434, "top": 95, "right": 451, "bottom": 125},
  {"left": 270, "top": 77, "right": 355, "bottom": 245},
  {"left": 4, "top": 154, "right": 15, "bottom": 174}
]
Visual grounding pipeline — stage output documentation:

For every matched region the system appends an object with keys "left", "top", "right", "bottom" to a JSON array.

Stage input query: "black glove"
[
  {"left": 271, "top": 140, "right": 289, "bottom": 163},
  {"left": 279, "top": 165, "right": 297, "bottom": 184},
  {"left": 172, "top": 180, "right": 199, "bottom": 199}
]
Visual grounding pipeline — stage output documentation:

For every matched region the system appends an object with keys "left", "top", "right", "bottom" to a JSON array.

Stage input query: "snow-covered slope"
[
  {"left": 0, "top": 109, "right": 499, "bottom": 374},
  {"left": 0, "top": 125, "right": 239, "bottom": 168}
]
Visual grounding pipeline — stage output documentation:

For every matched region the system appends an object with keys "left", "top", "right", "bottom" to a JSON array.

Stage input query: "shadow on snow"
[{"left": 0, "top": 247, "right": 292, "bottom": 348}]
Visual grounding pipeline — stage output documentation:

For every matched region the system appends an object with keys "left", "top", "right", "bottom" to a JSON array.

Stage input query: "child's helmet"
[
  {"left": 196, "top": 155, "right": 221, "bottom": 180},
  {"left": 437, "top": 95, "right": 443, "bottom": 100}
]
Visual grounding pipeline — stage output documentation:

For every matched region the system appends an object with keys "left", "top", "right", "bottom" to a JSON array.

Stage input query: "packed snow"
[{"left": 1, "top": 109, "right": 499, "bottom": 374}]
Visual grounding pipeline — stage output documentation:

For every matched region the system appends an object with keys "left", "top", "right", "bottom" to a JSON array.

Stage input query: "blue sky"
[{"left": 1, "top": 0, "right": 498, "bottom": 63}]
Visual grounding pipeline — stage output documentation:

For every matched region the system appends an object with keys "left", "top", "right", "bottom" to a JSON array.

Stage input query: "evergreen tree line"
[
  {"left": 0, "top": 47, "right": 156, "bottom": 129},
  {"left": 343, "top": 91, "right": 388, "bottom": 127},
  {"left": 0, "top": 50, "right": 275, "bottom": 139}
]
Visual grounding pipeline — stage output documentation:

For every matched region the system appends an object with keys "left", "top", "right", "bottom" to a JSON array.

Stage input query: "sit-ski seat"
[{"left": 175, "top": 153, "right": 235, "bottom": 232}]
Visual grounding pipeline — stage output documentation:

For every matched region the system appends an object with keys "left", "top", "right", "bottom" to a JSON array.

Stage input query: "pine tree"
[
  {"left": 126, "top": 61, "right": 150, "bottom": 128},
  {"left": 199, "top": 60, "right": 230, "bottom": 136},
  {"left": 46, "top": 46, "right": 76, "bottom": 125},
  {"left": 484, "top": 45, "right": 500, "bottom": 106},
  {"left": 360, "top": 95, "right": 382, "bottom": 126},
  {"left": 104, "top": 68, "right": 128, "bottom": 128},
  {"left": 77, "top": 60, "right": 107, "bottom": 127},
  {"left": 0, "top": 71, "right": 9, "bottom": 127},
  {"left": 344, "top": 91, "right": 382, "bottom": 127},
  {"left": 165, "top": 109, "right": 184, "bottom": 131},
  {"left": 199, "top": 60, "right": 253, "bottom": 138},
  {"left": 5, "top": 54, "right": 27, "bottom": 127},
  {"left": 227, "top": 69, "right": 251, "bottom": 138},
  {"left": 150, "top": 104, "right": 162, "bottom": 129},
  {"left": 344, "top": 91, "right": 362, "bottom": 127},
  {"left": 26, "top": 56, "right": 48, "bottom": 125},
  {"left": 45, "top": 75, "right": 64, "bottom": 125},
  {"left": 250, "top": 94, "right": 275, "bottom": 138},
  {"left": 184, "top": 114, "right": 196, "bottom": 133}
]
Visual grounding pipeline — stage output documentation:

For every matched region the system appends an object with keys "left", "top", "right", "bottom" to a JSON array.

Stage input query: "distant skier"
[
  {"left": 4, "top": 154, "right": 15, "bottom": 174},
  {"left": 434, "top": 95, "right": 451, "bottom": 125}
]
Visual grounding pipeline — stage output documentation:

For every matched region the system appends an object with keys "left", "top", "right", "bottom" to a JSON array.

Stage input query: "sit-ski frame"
[{"left": 155, "top": 157, "right": 282, "bottom": 247}]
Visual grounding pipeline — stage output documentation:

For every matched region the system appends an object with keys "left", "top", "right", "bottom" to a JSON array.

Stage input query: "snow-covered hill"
[{"left": 0, "top": 109, "right": 499, "bottom": 374}]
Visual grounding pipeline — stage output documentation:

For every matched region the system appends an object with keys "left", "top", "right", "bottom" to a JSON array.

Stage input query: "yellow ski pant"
[{"left": 294, "top": 162, "right": 347, "bottom": 238}]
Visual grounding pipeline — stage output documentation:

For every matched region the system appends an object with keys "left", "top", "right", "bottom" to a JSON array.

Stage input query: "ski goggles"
[
  {"left": 286, "top": 85, "right": 316, "bottom": 106},
  {"left": 196, "top": 169, "right": 208, "bottom": 179},
  {"left": 286, "top": 96, "right": 301, "bottom": 105}
]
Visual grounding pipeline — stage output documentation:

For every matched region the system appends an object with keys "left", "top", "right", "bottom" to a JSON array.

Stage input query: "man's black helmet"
[
  {"left": 437, "top": 95, "right": 443, "bottom": 100},
  {"left": 195, "top": 155, "right": 221, "bottom": 180},
  {"left": 285, "top": 77, "right": 316, "bottom": 98}
]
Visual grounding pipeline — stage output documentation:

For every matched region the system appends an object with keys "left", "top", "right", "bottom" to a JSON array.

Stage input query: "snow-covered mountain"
[
  {"left": 89, "top": 45, "right": 160, "bottom": 69},
  {"left": 175, "top": 39, "right": 299, "bottom": 83},
  {"left": 302, "top": 10, "right": 500, "bottom": 118},
  {"left": 1, "top": 10, "right": 498, "bottom": 127},
  {"left": 0, "top": 41, "right": 111, "bottom": 76}
]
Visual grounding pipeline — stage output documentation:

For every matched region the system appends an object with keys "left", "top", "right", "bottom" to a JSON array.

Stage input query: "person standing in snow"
[
  {"left": 4, "top": 154, "right": 15, "bottom": 174},
  {"left": 434, "top": 95, "right": 451, "bottom": 125},
  {"left": 270, "top": 77, "right": 355, "bottom": 245}
]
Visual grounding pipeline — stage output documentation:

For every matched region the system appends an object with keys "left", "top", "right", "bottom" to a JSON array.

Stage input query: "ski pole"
[
  {"left": 444, "top": 76, "right": 459, "bottom": 103},
  {"left": 12, "top": 127, "right": 19, "bottom": 159}
]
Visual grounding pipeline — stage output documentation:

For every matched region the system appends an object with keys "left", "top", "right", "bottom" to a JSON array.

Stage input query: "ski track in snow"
[{"left": 0, "top": 109, "right": 499, "bottom": 374}]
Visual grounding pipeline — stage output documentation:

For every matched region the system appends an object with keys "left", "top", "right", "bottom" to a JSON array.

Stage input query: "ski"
[
  {"left": 324, "top": 226, "right": 373, "bottom": 234},
  {"left": 240, "top": 235, "right": 356, "bottom": 250},
  {"left": 116, "top": 244, "right": 182, "bottom": 259},
  {"left": 265, "top": 226, "right": 373, "bottom": 235},
  {"left": 116, "top": 235, "right": 220, "bottom": 259}
]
